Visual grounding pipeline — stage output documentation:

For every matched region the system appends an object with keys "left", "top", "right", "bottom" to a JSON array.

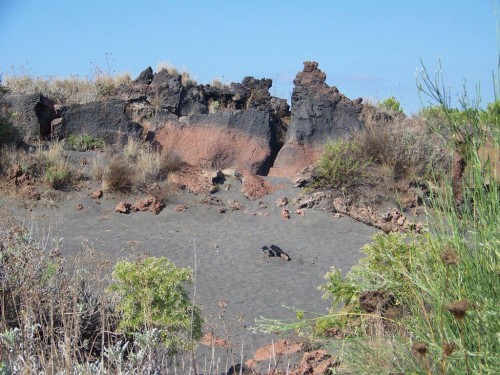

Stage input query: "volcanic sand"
[{"left": 1, "top": 174, "right": 378, "bottom": 363}]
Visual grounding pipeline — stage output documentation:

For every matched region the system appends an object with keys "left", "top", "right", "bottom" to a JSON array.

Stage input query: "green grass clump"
[
  {"left": 66, "top": 133, "right": 105, "bottom": 151},
  {"left": 110, "top": 256, "right": 202, "bottom": 354}
]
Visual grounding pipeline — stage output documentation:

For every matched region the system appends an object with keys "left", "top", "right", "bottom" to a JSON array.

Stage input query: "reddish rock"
[
  {"left": 168, "top": 164, "right": 216, "bottom": 195},
  {"left": 200, "top": 332, "right": 230, "bottom": 348},
  {"left": 253, "top": 340, "right": 304, "bottom": 362},
  {"left": 91, "top": 189, "right": 103, "bottom": 199},
  {"left": 240, "top": 169, "right": 276, "bottom": 200},
  {"left": 290, "top": 350, "right": 338, "bottom": 375},
  {"left": 174, "top": 204, "right": 189, "bottom": 212},
  {"left": 132, "top": 196, "right": 165, "bottom": 215},
  {"left": 115, "top": 201, "right": 131, "bottom": 214},
  {"left": 332, "top": 198, "right": 423, "bottom": 233},
  {"left": 227, "top": 199, "right": 243, "bottom": 211},
  {"left": 296, "top": 209, "right": 305, "bottom": 217},
  {"left": 276, "top": 197, "right": 288, "bottom": 207},
  {"left": 281, "top": 208, "right": 290, "bottom": 220},
  {"left": 152, "top": 110, "right": 273, "bottom": 175}
]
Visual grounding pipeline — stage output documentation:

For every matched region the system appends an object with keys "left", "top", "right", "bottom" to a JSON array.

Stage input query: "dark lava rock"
[
  {"left": 0, "top": 93, "right": 58, "bottom": 141},
  {"left": 270, "top": 61, "right": 364, "bottom": 177},
  {"left": 60, "top": 98, "right": 142, "bottom": 144}
]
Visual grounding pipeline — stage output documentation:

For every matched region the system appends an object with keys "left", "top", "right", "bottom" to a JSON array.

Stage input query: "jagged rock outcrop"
[
  {"left": 60, "top": 98, "right": 142, "bottom": 143},
  {"left": 269, "top": 61, "right": 364, "bottom": 177},
  {"left": 0, "top": 93, "right": 58, "bottom": 141}
]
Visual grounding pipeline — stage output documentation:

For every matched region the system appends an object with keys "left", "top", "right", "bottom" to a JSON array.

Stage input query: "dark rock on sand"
[
  {"left": 261, "top": 244, "right": 291, "bottom": 261},
  {"left": 270, "top": 61, "right": 364, "bottom": 177}
]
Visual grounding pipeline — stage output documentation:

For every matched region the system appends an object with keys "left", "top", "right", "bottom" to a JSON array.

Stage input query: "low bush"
[
  {"left": 314, "top": 139, "right": 371, "bottom": 193},
  {"left": 102, "top": 139, "right": 181, "bottom": 193},
  {"left": 110, "top": 257, "right": 203, "bottom": 355},
  {"left": 378, "top": 96, "right": 403, "bottom": 115},
  {"left": 103, "top": 155, "right": 134, "bottom": 192},
  {"left": 0, "top": 226, "right": 205, "bottom": 373},
  {"left": 66, "top": 133, "right": 105, "bottom": 152}
]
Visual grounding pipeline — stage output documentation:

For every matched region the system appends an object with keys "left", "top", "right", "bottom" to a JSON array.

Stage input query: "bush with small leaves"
[
  {"left": 110, "top": 257, "right": 203, "bottom": 355},
  {"left": 315, "top": 139, "right": 370, "bottom": 192}
]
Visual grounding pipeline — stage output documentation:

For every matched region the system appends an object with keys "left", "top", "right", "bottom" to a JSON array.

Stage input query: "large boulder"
[
  {"left": 269, "top": 61, "right": 364, "bottom": 177},
  {"left": 0, "top": 93, "right": 57, "bottom": 141},
  {"left": 152, "top": 109, "right": 274, "bottom": 175},
  {"left": 60, "top": 98, "right": 142, "bottom": 143},
  {"left": 148, "top": 69, "right": 183, "bottom": 115}
]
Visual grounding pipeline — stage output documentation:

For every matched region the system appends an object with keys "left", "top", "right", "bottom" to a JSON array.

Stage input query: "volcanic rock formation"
[{"left": 269, "top": 61, "right": 364, "bottom": 177}]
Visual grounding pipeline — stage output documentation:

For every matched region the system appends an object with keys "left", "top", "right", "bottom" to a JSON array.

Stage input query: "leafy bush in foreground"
[{"left": 110, "top": 257, "right": 203, "bottom": 355}]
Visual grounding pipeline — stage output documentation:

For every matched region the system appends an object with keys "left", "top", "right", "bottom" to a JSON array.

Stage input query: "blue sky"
[{"left": 0, "top": 1, "right": 497, "bottom": 113}]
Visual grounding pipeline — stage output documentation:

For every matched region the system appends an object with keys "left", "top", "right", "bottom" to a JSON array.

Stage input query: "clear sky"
[{"left": 0, "top": 1, "right": 497, "bottom": 114}]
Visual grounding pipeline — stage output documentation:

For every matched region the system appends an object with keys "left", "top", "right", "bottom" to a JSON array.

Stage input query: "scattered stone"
[
  {"left": 240, "top": 169, "right": 275, "bottom": 200},
  {"left": 174, "top": 205, "right": 189, "bottom": 212},
  {"left": 115, "top": 201, "right": 131, "bottom": 214},
  {"left": 219, "top": 207, "right": 227, "bottom": 214},
  {"left": 281, "top": 208, "right": 290, "bottom": 220},
  {"left": 292, "top": 192, "right": 328, "bottom": 209},
  {"left": 227, "top": 199, "right": 243, "bottom": 211},
  {"left": 253, "top": 211, "right": 269, "bottom": 217},
  {"left": 201, "top": 195, "right": 225, "bottom": 206},
  {"left": 332, "top": 197, "right": 423, "bottom": 233},
  {"left": 296, "top": 208, "right": 305, "bottom": 217},
  {"left": 77, "top": 204, "right": 83, "bottom": 210},
  {"left": 201, "top": 169, "right": 224, "bottom": 183},
  {"left": 253, "top": 340, "right": 304, "bottom": 362},
  {"left": 291, "top": 165, "right": 317, "bottom": 188},
  {"left": 290, "top": 350, "right": 338, "bottom": 375},
  {"left": 91, "top": 189, "right": 103, "bottom": 199},
  {"left": 332, "top": 212, "right": 343, "bottom": 218},
  {"left": 200, "top": 332, "right": 230, "bottom": 348},
  {"left": 224, "top": 184, "right": 231, "bottom": 191},
  {"left": 261, "top": 245, "right": 291, "bottom": 261},
  {"left": 168, "top": 164, "right": 216, "bottom": 195},
  {"left": 257, "top": 200, "right": 268, "bottom": 209},
  {"left": 79, "top": 157, "right": 89, "bottom": 166},
  {"left": 276, "top": 197, "right": 288, "bottom": 207},
  {"left": 131, "top": 196, "right": 165, "bottom": 215}
]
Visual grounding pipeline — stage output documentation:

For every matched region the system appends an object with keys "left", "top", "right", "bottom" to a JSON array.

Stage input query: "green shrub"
[
  {"left": 315, "top": 139, "right": 371, "bottom": 192},
  {"left": 378, "top": 96, "right": 403, "bottom": 114},
  {"left": 44, "top": 164, "right": 72, "bottom": 189},
  {"left": 110, "top": 256, "right": 202, "bottom": 354},
  {"left": 66, "top": 133, "right": 105, "bottom": 152}
]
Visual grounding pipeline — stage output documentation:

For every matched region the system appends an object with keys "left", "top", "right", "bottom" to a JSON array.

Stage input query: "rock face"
[
  {"left": 153, "top": 109, "right": 273, "bottom": 174},
  {"left": 0, "top": 93, "right": 58, "bottom": 141},
  {"left": 270, "top": 61, "right": 364, "bottom": 177},
  {"left": 60, "top": 99, "right": 142, "bottom": 143}
]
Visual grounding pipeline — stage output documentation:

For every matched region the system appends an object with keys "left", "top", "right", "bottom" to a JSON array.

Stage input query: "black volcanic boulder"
[
  {"left": 147, "top": 69, "right": 183, "bottom": 115},
  {"left": 60, "top": 98, "right": 142, "bottom": 143},
  {"left": 0, "top": 93, "right": 57, "bottom": 141},
  {"left": 269, "top": 61, "right": 364, "bottom": 177}
]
